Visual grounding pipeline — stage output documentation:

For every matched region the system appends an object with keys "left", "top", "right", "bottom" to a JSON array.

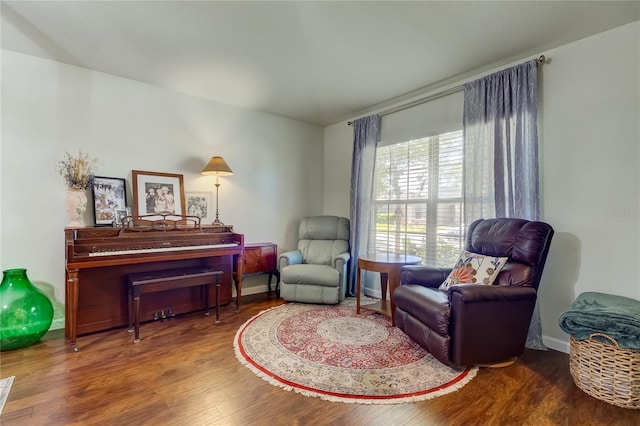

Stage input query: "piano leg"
[
  {"left": 203, "top": 281, "right": 210, "bottom": 316},
  {"left": 65, "top": 268, "right": 80, "bottom": 352},
  {"left": 128, "top": 285, "right": 134, "bottom": 333},
  {"left": 133, "top": 292, "right": 141, "bottom": 343},
  {"left": 234, "top": 254, "right": 243, "bottom": 313},
  {"left": 215, "top": 274, "right": 221, "bottom": 323}
]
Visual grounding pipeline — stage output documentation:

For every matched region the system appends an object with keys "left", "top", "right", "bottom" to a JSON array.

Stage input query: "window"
[{"left": 371, "top": 130, "right": 464, "bottom": 267}]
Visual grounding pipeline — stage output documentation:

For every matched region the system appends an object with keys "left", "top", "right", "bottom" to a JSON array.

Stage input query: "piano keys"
[
  {"left": 65, "top": 215, "right": 244, "bottom": 351},
  {"left": 88, "top": 243, "right": 239, "bottom": 257}
]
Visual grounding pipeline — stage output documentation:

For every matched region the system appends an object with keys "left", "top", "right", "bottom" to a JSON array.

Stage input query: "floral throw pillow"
[{"left": 439, "top": 250, "right": 508, "bottom": 291}]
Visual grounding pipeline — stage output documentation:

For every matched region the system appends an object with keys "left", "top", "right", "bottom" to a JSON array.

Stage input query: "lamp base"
[{"left": 212, "top": 182, "right": 226, "bottom": 227}]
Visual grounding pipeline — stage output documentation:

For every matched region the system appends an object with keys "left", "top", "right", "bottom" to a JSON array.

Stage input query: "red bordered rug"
[{"left": 233, "top": 300, "right": 477, "bottom": 404}]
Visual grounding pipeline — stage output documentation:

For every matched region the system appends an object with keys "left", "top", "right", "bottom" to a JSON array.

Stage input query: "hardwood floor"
[{"left": 1, "top": 293, "right": 637, "bottom": 426}]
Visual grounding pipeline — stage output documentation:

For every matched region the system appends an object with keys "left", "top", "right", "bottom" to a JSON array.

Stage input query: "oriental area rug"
[
  {"left": 233, "top": 300, "right": 477, "bottom": 404},
  {"left": 0, "top": 376, "right": 14, "bottom": 415}
]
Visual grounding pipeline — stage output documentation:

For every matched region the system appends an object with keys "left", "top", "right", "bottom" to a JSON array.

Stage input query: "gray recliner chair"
[{"left": 279, "top": 216, "right": 350, "bottom": 304}]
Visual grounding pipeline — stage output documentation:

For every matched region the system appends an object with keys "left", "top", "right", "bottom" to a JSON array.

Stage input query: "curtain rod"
[{"left": 347, "top": 55, "right": 547, "bottom": 126}]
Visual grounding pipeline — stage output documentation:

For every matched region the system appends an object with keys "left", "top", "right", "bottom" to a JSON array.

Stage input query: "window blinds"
[{"left": 372, "top": 91, "right": 465, "bottom": 267}]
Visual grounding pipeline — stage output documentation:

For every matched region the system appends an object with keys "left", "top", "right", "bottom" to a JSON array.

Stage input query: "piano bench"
[{"left": 126, "top": 267, "right": 223, "bottom": 343}]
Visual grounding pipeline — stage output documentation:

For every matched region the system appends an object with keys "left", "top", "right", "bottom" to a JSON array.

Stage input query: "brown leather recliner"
[{"left": 393, "top": 218, "right": 554, "bottom": 368}]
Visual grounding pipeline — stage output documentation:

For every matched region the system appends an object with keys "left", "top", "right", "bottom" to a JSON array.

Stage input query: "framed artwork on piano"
[
  {"left": 132, "top": 170, "right": 186, "bottom": 217},
  {"left": 185, "top": 191, "right": 213, "bottom": 223},
  {"left": 91, "top": 176, "right": 128, "bottom": 226}
]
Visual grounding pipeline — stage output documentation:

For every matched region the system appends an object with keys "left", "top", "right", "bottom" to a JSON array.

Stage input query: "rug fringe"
[
  {"left": 0, "top": 376, "right": 15, "bottom": 415},
  {"left": 234, "top": 338, "right": 478, "bottom": 405}
]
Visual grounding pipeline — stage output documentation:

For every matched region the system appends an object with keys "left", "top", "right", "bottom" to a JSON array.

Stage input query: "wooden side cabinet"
[{"left": 242, "top": 243, "right": 280, "bottom": 296}]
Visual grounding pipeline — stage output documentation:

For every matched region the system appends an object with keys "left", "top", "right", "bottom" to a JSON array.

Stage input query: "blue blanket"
[{"left": 558, "top": 292, "right": 640, "bottom": 350}]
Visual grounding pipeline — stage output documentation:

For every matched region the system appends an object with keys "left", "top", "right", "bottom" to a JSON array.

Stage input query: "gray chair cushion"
[
  {"left": 298, "top": 240, "right": 349, "bottom": 265},
  {"left": 281, "top": 264, "right": 339, "bottom": 287},
  {"left": 299, "top": 216, "right": 349, "bottom": 241},
  {"left": 297, "top": 216, "right": 350, "bottom": 265}
]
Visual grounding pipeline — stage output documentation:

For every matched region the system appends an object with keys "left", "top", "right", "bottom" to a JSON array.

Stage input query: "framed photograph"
[
  {"left": 132, "top": 170, "right": 186, "bottom": 217},
  {"left": 113, "top": 208, "right": 132, "bottom": 227},
  {"left": 91, "top": 176, "right": 127, "bottom": 226},
  {"left": 185, "top": 191, "right": 213, "bottom": 223}
]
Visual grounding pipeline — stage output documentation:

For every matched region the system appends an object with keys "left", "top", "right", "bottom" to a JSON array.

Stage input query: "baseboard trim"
[
  {"left": 240, "top": 284, "right": 271, "bottom": 296},
  {"left": 363, "top": 288, "right": 385, "bottom": 299},
  {"left": 50, "top": 318, "right": 65, "bottom": 331},
  {"left": 543, "top": 335, "right": 569, "bottom": 353}
]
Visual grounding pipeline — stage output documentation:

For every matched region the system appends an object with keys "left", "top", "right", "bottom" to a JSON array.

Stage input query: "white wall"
[
  {"left": 323, "top": 21, "right": 640, "bottom": 353},
  {"left": 539, "top": 21, "right": 640, "bottom": 351},
  {"left": 323, "top": 122, "right": 352, "bottom": 218},
  {"left": 1, "top": 50, "right": 324, "bottom": 328}
]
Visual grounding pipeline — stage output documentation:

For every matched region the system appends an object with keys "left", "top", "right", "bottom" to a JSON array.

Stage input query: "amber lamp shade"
[{"left": 202, "top": 156, "right": 233, "bottom": 177}]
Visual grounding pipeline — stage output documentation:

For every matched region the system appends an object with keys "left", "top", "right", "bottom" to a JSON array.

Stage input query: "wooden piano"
[{"left": 64, "top": 214, "right": 244, "bottom": 351}]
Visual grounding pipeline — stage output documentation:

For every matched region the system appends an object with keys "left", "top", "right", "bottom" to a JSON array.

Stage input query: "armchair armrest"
[
  {"left": 279, "top": 250, "right": 302, "bottom": 271},
  {"left": 448, "top": 284, "right": 538, "bottom": 366},
  {"left": 400, "top": 265, "right": 452, "bottom": 289},
  {"left": 333, "top": 252, "right": 350, "bottom": 270},
  {"left": 449, "top": 284, "right": 537, "bottom": 303}
]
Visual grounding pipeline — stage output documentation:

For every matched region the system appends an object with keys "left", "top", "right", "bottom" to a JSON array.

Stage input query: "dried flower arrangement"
[{"left": 57, "top": 150, "right": 96, "bottom": 190}]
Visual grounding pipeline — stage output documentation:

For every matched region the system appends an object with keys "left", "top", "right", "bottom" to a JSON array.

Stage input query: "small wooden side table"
[
  {"left": 356, "top": 253, "right": 422, "bottom": 325},
  {"left": 242, "top": 243, "right": 280, "bottom": 296}
]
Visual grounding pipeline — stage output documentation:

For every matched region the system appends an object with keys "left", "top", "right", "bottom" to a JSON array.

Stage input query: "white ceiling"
[{"left": 2, "top": 1, "right": 639, "bottom": 127}]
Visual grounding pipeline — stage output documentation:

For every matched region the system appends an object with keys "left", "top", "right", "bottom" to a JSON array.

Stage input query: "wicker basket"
[{"left": 570, "top": 333, "right": 640, "bottom": 409}]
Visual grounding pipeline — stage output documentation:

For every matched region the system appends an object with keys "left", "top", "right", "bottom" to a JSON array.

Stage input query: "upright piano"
[{"left": 65, "top": 215, "right": 244, "bottom": 351}]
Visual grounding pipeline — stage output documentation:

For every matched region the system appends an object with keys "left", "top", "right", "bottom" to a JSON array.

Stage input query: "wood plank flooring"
[{"left": 1, "top": 293, "right": 637, "bottom": 426}]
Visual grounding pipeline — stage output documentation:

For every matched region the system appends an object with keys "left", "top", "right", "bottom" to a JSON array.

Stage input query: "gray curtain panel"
[
  {"left": 348, "top": 115, "right": 380, "bottom": 297},
  {"left": 463, "top": 60, "right": 545, "bottom": 349},
  {"left": 463, "top": 59, "right": 540, "bottom": 222}
]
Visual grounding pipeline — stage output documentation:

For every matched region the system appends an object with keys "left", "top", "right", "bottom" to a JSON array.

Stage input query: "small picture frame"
[
  {"left": 91, "top": 176, "right": 127, "bottom": 226},
  {"left": 113, "top": 208, "right": 132, "bottom": 227},
  {"left": 185, "top": 191, "right": 213, "bottom": 223},
  {"left": 132, "top": 170, "right": 186, "bottom": 217}
]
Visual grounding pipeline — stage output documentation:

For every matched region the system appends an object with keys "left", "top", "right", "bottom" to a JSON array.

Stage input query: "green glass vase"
[{"left": 0, "top": 268, "right": 53, "bottom": 351}]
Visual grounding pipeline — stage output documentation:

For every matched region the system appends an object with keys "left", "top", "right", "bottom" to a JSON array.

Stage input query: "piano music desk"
[{"left": 127, "top": 267, "right": 223, "bottom": 343}]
